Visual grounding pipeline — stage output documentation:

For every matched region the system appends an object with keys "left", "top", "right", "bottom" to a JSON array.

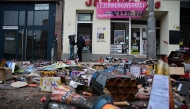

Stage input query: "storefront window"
[
  {"left": 27, "top": 11, "right": 34, "bottom": 25},
  {"left": 131, "top": 28, "right": 140, "bottom": 54},
  {"left": 4, "top": 11, "right": 18, "bottom": 25},
  {"left": 111, "top": 22, "right": 129, "bottom": 54},
  {"left": 34, "top": 11, "right": 49, "bottom": 25},
  {"left": 19, "top": 11, "right": 25, "bottom": 25}
]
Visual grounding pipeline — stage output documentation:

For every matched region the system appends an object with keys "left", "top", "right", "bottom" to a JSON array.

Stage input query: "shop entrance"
[
  {"left": 0, "top": 3, "right": 55, "bottom": 60},
  {"left": 131, "top": 25, "right": 160, "bottom": 55},
  {"left": 131, "top": 25, "right": 147, "bottom": 55}
]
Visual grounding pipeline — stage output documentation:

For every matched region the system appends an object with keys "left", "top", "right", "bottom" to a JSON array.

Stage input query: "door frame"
[{"left": 131, "top": 24, "right": 160, "bottom": 55}]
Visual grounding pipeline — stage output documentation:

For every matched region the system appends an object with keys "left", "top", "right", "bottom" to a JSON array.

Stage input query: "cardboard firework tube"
[
  {"left": 107, "top": 78, "right": 115, "bottom": 86},
  {"left": 112, "top": 93, "right": 120, "bottom": 101},
  {"left": 115, "top": 78, "right": 123, "bottom": 86},
  {"left": 131, "top": 87, "right": 138, "bottom": 93},
  {"left": 109, "top": 86, "right": 117, "bottom": 93},
  {"left": 126, "top": 87, "right": 131, "bottom": 93},
  {"left": 155, "top": 55, "right": 175, "bottom": 109},
  {"left": 50, "top": 84, "right": 93, "bottom": 109},
  {"left": 118, "top": 86, "right": 125, "bottom": 93},
  {"left": 113, "top": 101, "right": 129, "bottom": 106},
  {"left": 127, "top": 93, "right": 135, "bottom": 100},
  {"left": 122, "top": 79, "right": 130, "bottom": 86},
  {"left": 129, "top": 79, "right": 136, "bottom": 86},
  {"left": 120, "top": 93, "right": 128, "bottom": 101}
]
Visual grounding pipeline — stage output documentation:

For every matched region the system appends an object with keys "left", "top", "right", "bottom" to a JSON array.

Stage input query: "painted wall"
[
  {"left": 157, "top": 1, "right": 180, "bottom": 55},
  {"left": 63, "top": 0, "right": 180, "bottom": 56}
]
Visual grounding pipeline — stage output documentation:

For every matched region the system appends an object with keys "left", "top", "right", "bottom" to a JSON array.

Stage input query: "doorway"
[
  {"left": 0, "top": 3, "right": 55, "bottom": 60},
  {"left": 131, "top": 25, "right": 160, "bottom": 55}
]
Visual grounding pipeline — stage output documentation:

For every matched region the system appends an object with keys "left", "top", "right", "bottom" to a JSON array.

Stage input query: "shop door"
[
  {"left": 0, "top": 3, "right": 55, "bottom": 60},
  {"left": 131, "top": 25, "right": 148, "bottom": 55},
  {"left": 17, "top": 29, "right": 49, "bottom": 61}
]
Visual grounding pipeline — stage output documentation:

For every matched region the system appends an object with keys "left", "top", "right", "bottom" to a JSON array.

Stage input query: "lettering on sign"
[
  {"left": 85, "top": 0, "right": 148, "bottom": 6},
  {"left": 35, "top": 4, "right": 49, "bottom": 10},
  {"left": 3, "top": 26, "right": 18, "bottom": 29}
]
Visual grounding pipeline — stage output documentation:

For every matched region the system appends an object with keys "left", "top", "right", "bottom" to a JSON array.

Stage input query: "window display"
[{"left": 111, "top": 22, "right": 129, "bottom": 54}]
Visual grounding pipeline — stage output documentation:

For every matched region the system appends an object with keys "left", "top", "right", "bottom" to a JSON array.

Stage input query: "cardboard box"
[
  {"left": 40, "top": 77, "right": 62, "bottom": 92},
  {"left": 169, "top": 67, "right": 185, "bottom": 75},
  {"left": 0, "top": 67, "right": 12, "bottom": 81}
]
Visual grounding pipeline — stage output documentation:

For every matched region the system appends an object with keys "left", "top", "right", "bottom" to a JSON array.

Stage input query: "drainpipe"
[{"left": 147, "top": 0, "right": 156, "bottom": 59}]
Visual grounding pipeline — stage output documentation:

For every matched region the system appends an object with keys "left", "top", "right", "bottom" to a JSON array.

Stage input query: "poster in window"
[
  {"left": 114, "top": 30, "right": 125, "bottom": 44},
  {"left": 97, "top": 27, "right": 107, "bottom": 42}
]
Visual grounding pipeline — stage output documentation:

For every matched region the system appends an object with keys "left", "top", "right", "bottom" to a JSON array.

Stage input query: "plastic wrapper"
[{"left": 50, "top": 84, "right": 93, "bottom": 109}]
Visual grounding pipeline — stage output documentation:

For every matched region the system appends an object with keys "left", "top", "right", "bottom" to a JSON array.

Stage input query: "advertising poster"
[
  {"left": 97, "top": 27, "right": 107, "bottom": 42},
  {"left": 114, "top": 30, "right": 125, "bottom": 44}
]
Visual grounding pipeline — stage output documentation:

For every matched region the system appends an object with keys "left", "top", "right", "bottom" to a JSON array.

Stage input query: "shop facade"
[
  {"left": 0, "top": 0, "right": 63, "bottom": 61},
  {"left": 62, "top": 0, "right": 180, "bottom": 60}
]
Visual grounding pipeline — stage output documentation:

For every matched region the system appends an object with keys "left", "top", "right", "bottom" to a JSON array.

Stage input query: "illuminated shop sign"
[{"left": 96, "top": 2, "right": 147, "bottom": 18}]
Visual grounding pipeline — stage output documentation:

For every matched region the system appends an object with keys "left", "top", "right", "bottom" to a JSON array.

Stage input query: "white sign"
[
  {"left": 35, "top": 4, "right": 49, "bottom": 10},
  {"left": 6, "top": 38, "right": 15, "bottom": 40},
  {"left": 148, "top": 74, "right": 169, "bottom": 109},
  {"left": 3, "top": 26, "right": 18, "bottom": 29}
]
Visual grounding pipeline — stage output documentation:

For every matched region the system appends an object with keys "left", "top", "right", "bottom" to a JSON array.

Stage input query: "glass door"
[
  {"left": 142, "top": 28, "right": 147, "bottom": 54},
  {"left": 18, "top": 29, "right": 48, "bottom": 61},
  {"left": 131, "top": 28, "right": 140, "bottom": 54},
  {"left": 3, "top": 30, "right": 17, "bottom": 59}
]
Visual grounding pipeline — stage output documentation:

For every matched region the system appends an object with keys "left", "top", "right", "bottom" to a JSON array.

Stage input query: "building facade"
[
  {"left": 0, "top": 0, "right": 63, "bottom": 61},
  {"left": 62, "top": 0, "right": 180, "bottom": 60},
  {"left": 180, "top": 1, "right": 190, "bottom": 50}
]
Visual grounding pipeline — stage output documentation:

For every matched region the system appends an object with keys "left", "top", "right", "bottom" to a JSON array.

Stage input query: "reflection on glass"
[
  {"left": 142, "top": 28, "right": 147, "bottom": 54},
  {"left": 4, "top": 11, "right": 18, "bottom": 25},
  {"left": 26, "top": 30, "right": 33, "bottom": 60},
  {"left": 111, "top": 22, "right": 129, "bottom": 54},
  {"left": 19, "top": 11, "right": 25, "bottom": 25},
  {"left": 34, "top": 11, "right": 49, "bottom": 25},
  {"left": 33, "top": 30, "right": 48, "bottom": 59},
  {"left": 27, "top": 11, "right": 34, "bottom": 25},
  {"left": 18, "top": 30, "right": 24, "bottom": 60},
  {"left": 131, "top": 28, "right": 140, "bottom": 54},
  {"left": 4, "top": 31, "right": 17, "bottom": 59}
]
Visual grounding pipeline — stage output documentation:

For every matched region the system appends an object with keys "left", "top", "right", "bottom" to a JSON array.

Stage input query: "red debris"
[
  {"left": 24, "top": 95, "right": 29, "bottom": 99},
  {"left": 40, "top": 97, "right": 46, "bottom": 102},
  {"left": 6, "top": 100, "right": 14, "bottom": 104}
]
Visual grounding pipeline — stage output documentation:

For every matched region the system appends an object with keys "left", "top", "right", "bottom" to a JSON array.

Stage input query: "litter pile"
[{"left": 0, "top": 51, "right": 190, "bottom": 109}]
